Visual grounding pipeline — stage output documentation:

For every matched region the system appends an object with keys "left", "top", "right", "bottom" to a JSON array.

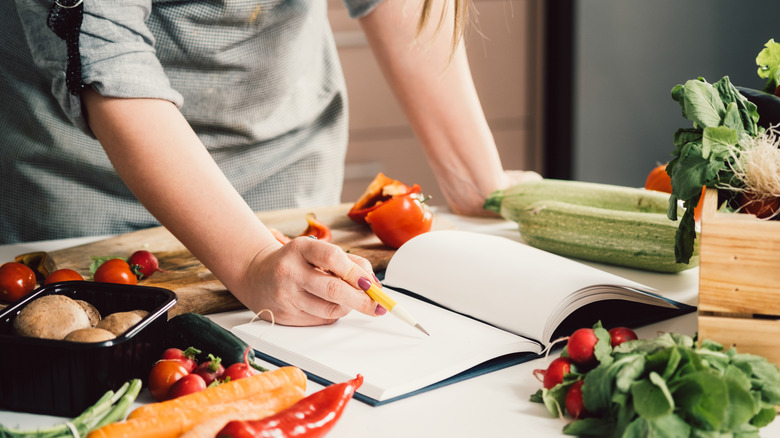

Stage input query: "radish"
[
  {"left": 565, "top": 380, "right": 588, "bottom": 419},
  {"left": 567, "top": 328, "right": 599, "bottom": 366},
  {"left": 222, "top": 347, "right": 259, "bottom": 382},
  {"left": 128, "top": 250, "right": 163, "bottom": 279},
  {"left": 608, "top": 327, "right": 638, "bottom": 348},
  {"left": 193, "top": 354, "right": 225, "bottom": 386},
  {"left": 534, "top": 357, "right": 573, "bottom": 389}
]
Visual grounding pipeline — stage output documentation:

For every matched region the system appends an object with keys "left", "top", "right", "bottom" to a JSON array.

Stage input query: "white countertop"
[{"left": 1, "top": 213, "right": 777, "bottom": 437}]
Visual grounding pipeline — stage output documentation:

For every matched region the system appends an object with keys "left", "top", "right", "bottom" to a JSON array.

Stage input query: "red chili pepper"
[
  {"left": 298, "top": 213, "right": 332, "bottom": 242},
  {"left": 217, "top": 375, "right": 363, "bottom": 438}
]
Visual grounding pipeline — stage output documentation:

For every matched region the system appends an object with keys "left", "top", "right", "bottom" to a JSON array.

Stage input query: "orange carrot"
[
  {"left": 127, "top": 366, "right": 306, "bottom": 420},
  {"left": 178, "top": 401, "right": 284, "bottom": 438},
  {"left": 86, "top": 383, "right": 305, "bottom": 438}
]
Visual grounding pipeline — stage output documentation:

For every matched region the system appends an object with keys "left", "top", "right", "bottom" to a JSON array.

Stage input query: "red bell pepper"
[{"left": 347, "top": 172, "right": 412, "bottom": 224}]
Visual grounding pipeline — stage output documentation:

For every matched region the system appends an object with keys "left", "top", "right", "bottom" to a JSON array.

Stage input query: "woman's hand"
[
  {"left": 442, "top": 170, "right": 543, "bottom": 217},
  {"left": 232, "top": 236, "right": 382, "bottom": 326}
]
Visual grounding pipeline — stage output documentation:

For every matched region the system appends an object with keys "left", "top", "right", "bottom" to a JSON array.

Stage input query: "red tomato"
[
  {"left": 0, "top": 262, "right": 37, "bottom": 303},
  {"left": 148, "top": 360, "right": 190, "bottom": 402},
  {"left": 44, "top": 269, "right": 84, "bottom": 285},
  {"left": 94, "top": 259, "right": 138, "bottom": 285},
  {"left": 167, "top": 373, "right": 207, "bottom": 399},
  {"left": 365, "top": 188, "right": 433, "bottom": 249}
]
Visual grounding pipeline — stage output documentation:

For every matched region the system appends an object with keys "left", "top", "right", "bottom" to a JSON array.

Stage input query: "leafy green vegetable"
[
  {"left": 666, "top": 76, "right": 760, "bottom": 263},
  {"left": 756, "top": 38, "right": 780, "bottom": 94},
  {"left": 530, "top": 323, "right": 780, "bottom": 437}
]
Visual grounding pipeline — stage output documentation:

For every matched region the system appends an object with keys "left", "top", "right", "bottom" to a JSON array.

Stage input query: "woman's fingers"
[{"left": 282, "top": 237, "right": 379, "bottom": 318}]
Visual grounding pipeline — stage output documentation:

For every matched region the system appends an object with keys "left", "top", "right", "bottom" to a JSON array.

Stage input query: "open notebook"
[{"left": 231, "top": 230, "right": 695, "bottom": 406}]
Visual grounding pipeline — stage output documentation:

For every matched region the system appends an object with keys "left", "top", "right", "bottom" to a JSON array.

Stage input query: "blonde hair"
[{"left": 417, "top": 0, "right": 469, "bottom": 54}]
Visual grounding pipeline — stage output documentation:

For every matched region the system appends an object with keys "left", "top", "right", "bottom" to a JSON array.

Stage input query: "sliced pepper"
[
  {"left": 347, "top": 172, "right": 412, "bottom": 224},
  {"left": 298, "top": 213, "right": 332, "bottom": 242}
]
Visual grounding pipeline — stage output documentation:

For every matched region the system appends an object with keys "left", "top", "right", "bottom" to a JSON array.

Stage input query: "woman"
[{"left": 1, "top": 0, "right": 539, "bottom": 325}]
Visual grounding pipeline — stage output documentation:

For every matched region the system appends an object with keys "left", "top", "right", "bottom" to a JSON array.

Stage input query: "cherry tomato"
[
  {"left": 0, "top": 262, "right": 37, "bottom": 303},
  {"left": 160, "top": 347, "right": 200, "bottom": 373},
  {"left": 148, "top": 360, "right": 190, "bottom": 402},
  {"left": 365, "top": 186, "right": 433, "bottom": 249},
  {"left": 93, "top": 259, "right": 138, "bottom": 285},
  {"left": 44, "top": 269, "right": 84, "bottom": 285},
  {"left": 167, "top": 373, "right": 207, "bottom": 399}
]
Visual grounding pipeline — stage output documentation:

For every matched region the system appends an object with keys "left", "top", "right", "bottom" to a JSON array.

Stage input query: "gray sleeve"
[
  {"left": 341, "top": 0, "right": 385, "bottom": 18},
  {"left": 15, "top": 0, "right": 183, "bottom": 134}
]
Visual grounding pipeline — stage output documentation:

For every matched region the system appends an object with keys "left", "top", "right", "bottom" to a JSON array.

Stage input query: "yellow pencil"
[{"left": 358, "top": 278, "right": 429, "bottom": 336}]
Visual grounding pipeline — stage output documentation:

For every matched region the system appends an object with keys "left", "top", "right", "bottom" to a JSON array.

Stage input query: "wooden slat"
[
  {"left": 699, "top": 315, "right": 780, "bottom": 369},
  {"left": 698, "top": 189, "right": 780, "bottom": 315}
]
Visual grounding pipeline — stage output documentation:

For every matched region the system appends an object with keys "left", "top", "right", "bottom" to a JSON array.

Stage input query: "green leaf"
[
  {"left": 594, "top": 326, "right": 614, "bottom": 367},
  {"left": 632, "top": 372, "right": 675, "bottom": 420},
  {"left": 750, "top": 406, "right": 778, "bottom": 428},
  {"left": 682, "top": 79, "right": 727, "bottom": 128},
  {"left": 675, "top": 371, "right": 729, "bottom": 430},
  {"left": 616, "top": 354, "right": 646, "bottom": 393},
  {"left": 582, "top": 364, "right": 613, "bottom": 415},
  {"left": 756, "top": 38, "right": 780, "bottom": 93},
  {"left": 701, "top": 126, "right": 737, "bottom": 160},
  {"left": 722, "top": 376, "right": 757, "bottom": 431},
  {"left": 623, "top": 414, "right": 691, "bottom": 438},
  {"left": 541, "top": 384, "right": 570, "bottom": 417},
  {"left": 562, "top": 417, "right": 615, "bottom": 437}
]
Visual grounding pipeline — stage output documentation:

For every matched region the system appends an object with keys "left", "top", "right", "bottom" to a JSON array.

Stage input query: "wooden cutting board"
[{"left": 20, "top": 203, "right": 451, "bottom": 317}]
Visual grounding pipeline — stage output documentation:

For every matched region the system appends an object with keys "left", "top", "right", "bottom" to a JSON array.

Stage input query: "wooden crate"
[{"left": 697, "top": 188, "right": 780, "bottom": 369}]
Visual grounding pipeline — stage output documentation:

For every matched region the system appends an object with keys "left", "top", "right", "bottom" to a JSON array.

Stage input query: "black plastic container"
[{"left": 0, "top": 281, "right": 176, "bottom": 417}]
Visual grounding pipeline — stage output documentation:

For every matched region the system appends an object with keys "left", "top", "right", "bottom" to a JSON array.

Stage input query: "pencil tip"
[{"left": 416, "top": 323, "right": 430, "bottom": 336}]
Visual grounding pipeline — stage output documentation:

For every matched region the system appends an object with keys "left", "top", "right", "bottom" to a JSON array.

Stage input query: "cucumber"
[
  {"left": 165, "top": 312, "right": 267, "bottom": 372},
  {"left": 484, "top": 179, "right": 675, "bottom": 222},
  {"left": 484, "top": 180, "right": 698, "bottom": 273}
]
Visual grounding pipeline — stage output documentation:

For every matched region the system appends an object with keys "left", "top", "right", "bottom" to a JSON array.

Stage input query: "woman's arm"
[
  {"left": 82, "top": 90, "right": 379, "bottom": 325},
  {"left": 358, "top": 0, "right": 540, "bottom": 216}
]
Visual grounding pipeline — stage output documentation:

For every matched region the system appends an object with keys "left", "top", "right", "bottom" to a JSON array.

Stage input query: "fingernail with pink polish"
[
  {"left": 357, "top": 277, "right": 372, "bottom": 291},
  {"left": 374, "top": 305, "right": 387, "bottom": 316}
]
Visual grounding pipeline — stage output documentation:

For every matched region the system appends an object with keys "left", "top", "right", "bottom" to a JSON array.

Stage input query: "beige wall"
[{"left": 328, "top": 0, "right": 545, "bottom": 206}]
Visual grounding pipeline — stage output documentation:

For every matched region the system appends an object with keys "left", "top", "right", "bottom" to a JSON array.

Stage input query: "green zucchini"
[
  {"left": 165, "top": 312, "right": 267, "bottom": 372},
  {"left": 484, "top": 179, "right": 675, "bottom": 222},
  {"left": 484, "top": 180, "right": 698, "bottom": 273}
]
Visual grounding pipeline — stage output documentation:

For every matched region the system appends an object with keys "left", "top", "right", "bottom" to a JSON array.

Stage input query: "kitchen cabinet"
[{"left": 327, "top": 0, "right": 545, "bottom": 206}]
